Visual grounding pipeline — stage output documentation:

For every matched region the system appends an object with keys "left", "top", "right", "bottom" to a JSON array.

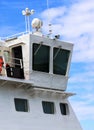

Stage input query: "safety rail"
[
  {"left": 4, "top": 56, "right": 25, "bottom": 79},
  {"left": 0, "top": 31, "right": 31, "bottom": 41},
  {"left": 5, "top": 56, "right": 23, "bottom": 69}
]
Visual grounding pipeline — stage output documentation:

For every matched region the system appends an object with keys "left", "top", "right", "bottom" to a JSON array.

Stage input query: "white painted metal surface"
[{"left": 0, "top": 15, "right": 82, "bottom": 130}]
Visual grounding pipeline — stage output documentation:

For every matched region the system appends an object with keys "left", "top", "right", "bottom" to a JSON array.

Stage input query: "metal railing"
[
  {"left": 5, "top": 56, "right": 23, "bottom": 69},
  {"left": 0, "top": 31, "right": 31, "bottom": 41}
]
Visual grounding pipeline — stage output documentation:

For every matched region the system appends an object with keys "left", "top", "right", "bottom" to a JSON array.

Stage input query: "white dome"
[{"left": 31, "top": 18, "right": 43, "bottom": 29}]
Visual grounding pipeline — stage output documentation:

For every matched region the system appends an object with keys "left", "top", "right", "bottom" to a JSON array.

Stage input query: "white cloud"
[
  {"left": 70, "top": 92, "right": 94, "bottom": 121},
  {"left": 41, "top": 6, "right": 67, "bottom": 22},
  {"left": 68, "top": 68, "right": 94, "bottom": 93},
  {"left": 70, "top": 99, "right": 94, "bottom": 121},
  {"left": 41, "top": 0, "right": 94, "bottom": 63}
]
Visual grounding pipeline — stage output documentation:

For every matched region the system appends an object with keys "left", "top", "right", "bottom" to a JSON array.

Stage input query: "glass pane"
[
  {"left": 4, "top": 51, "right": 10, "bottom": 63},
  {"left": 42, "top": 101, "right": 54, "bottom": 114},
  {"left": 14, "top": 98, "right": 28, "bottom": 112},
  {"left": 53, "top": 48, "right": 70, "bottom": 75},
  {"left": 60, "top": 103, "right": 68, "bottom": 115},
  {"left": 33, "top": 43, "right": 50, "bottom": 72}
]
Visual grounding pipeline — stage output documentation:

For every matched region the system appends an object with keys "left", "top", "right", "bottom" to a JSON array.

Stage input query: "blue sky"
[{"left": 0, "top": 0, "right": 94, "bottom": 130}]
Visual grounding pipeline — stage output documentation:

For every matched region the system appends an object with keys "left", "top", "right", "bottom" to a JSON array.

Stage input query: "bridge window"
[
  {"left": 60, "top": 103, "right": 69, "bottom": 115},
  {"left": 42, "top": 101, "right": 55, "bottom": 114},
  {"left": 53, "top": 48, "right": 70, "bottom": 75},
  {"left": 33, "top": 43, "right": 50, "bottom": 73},
  {"left": 14, "top": 98, "right": 28, "bottom": 112}
]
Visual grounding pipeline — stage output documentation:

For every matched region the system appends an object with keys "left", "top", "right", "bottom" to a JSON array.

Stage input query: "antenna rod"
[
  {"left": 22, "top": 8, "right": 35, "bottom": 32},
  {"left": 46, "top": 0, "right": 52, "bottom": 36}
]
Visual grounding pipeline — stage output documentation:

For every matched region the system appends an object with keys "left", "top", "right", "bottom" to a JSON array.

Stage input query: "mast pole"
[{"left": 22, "top": 8, "right": 35, "bottom": 32}]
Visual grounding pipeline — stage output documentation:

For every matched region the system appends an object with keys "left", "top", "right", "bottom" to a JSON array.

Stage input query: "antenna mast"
[
  {"left": 22, "top": 8, "right": 35, "bottom": 32},
  {"left": 46, "top": 0, "right": 52, "bottom": 36}
]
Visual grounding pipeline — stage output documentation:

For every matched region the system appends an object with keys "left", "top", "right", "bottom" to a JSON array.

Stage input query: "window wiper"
[
  {"left": 53, "top": 46, "right": 61, "bottom": 60},
  {"left": 34, "top": 42, "right": 43, "bottom": 56}
]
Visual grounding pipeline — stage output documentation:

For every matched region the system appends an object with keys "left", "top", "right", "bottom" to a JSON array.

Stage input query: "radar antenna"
[{"left": 22, "top": 8, "right": 35, "bottom": 32}]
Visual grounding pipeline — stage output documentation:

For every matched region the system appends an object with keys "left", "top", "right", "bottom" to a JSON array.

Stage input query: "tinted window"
[
  {"left": 33, "top": 43, "right": 50, "bottom": 72},
  {"left": 42, "top": 101, "right": 54, "bottom": 114},
  {"left": 14, "top": 98, "right": 28, "bottom": 112},
  {"left": 53, "top": 48, "right": 70, "bottom": 75},
  {"left": 60, "top": 103, "right": 68, "bottom": 115}
]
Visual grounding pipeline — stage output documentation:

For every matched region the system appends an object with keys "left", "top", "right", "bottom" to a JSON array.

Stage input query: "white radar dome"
[{"left": 31, "top": 18, "right": 43, "bottom": 29}]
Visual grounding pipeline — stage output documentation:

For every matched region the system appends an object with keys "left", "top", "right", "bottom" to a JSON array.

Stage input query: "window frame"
[
  {"left": 42, "top": 101, "right": 55, "bottom": 114},
  {"left": 59, "top": 103, "right": 69, "bottom": 115},
  {"left": 32, "top": 43, "right": 50, "bottom": 73},
  {"left": 53, "top": 47, "right": 70, "bottom": 76},
  {"left": 14, "top": 98, "right": 29, "bottom": 112}
]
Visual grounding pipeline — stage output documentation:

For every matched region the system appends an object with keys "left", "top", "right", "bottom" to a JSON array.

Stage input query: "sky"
[{"left": 0, "top": 0, "right": 94, "bottom": 130}]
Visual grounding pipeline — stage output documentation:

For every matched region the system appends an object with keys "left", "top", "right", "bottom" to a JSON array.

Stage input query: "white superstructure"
[{"left": 0, "top": 8, "right": 83, "bottom": 130}]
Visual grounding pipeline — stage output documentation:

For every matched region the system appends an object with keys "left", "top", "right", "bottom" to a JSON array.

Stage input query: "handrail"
[
  {"left": 0, "top": 31, "right": 31, "bottom": 41},
  {"left": 5, "top": 56, "right": 23, "bottom": 69}
]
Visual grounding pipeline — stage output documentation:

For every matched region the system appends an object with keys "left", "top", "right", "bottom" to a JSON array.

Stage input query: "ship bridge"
[
  {"left": 0, "top": 32, "right": 73, "bottom": 91},
  {"left": 0, "top": 11, "right": 73, "bottom": 91}
]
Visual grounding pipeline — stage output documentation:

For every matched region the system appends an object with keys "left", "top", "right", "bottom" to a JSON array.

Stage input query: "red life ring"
[{"left": 0, "top": 57, "right": 4, "bottom": 73}]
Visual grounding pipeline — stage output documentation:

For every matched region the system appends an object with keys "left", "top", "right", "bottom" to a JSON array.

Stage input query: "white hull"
[{"left": 0, "top": 84, "right": 82, "bottom": 130}]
